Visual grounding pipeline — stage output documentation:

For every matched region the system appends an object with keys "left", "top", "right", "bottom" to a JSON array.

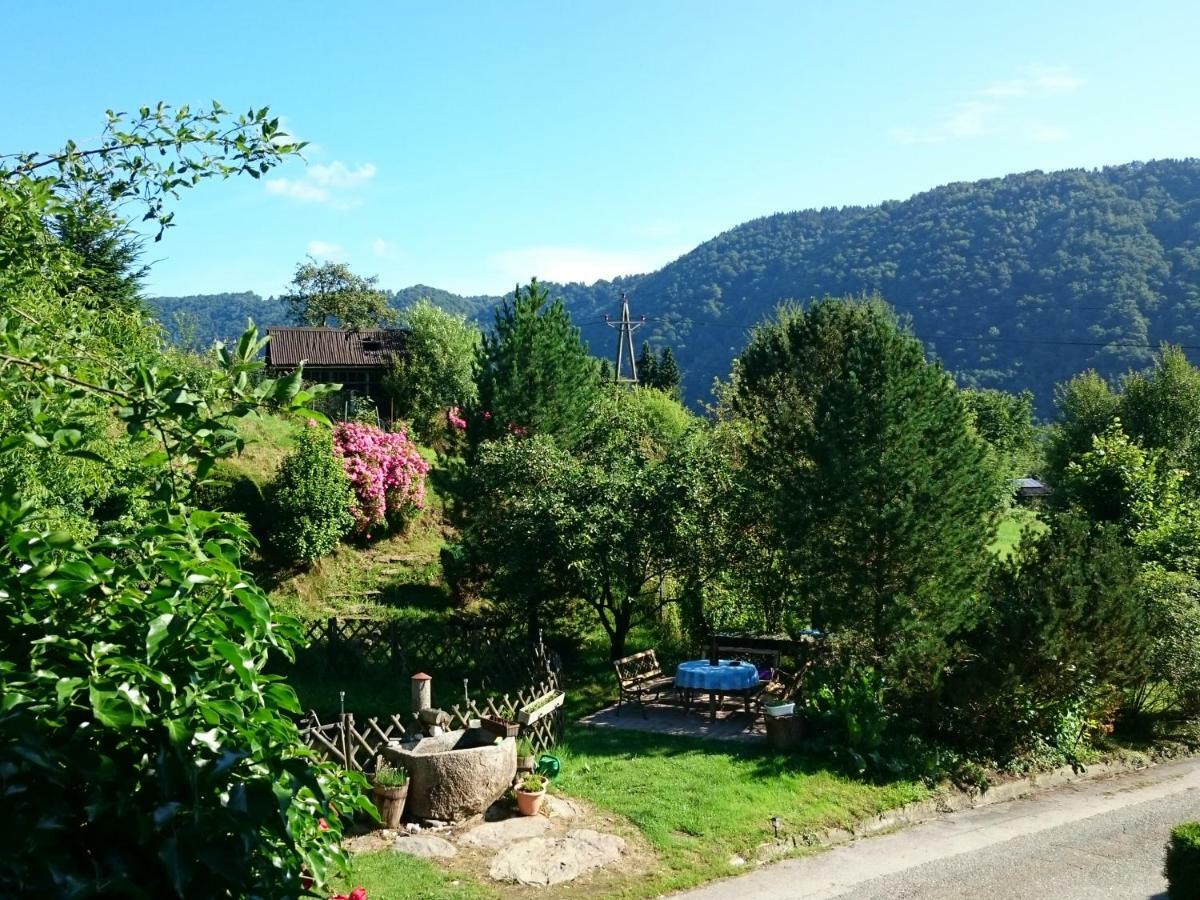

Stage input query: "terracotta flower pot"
[
  {"left": 515, "top": 778, "right": 547, "bottom": 817},
  {"left": 373, "top": 783, "right": 408, "bottom": 829}
]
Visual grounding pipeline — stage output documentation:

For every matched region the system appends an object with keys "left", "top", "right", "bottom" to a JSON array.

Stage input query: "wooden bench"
[{"left": 613, "top": 649, "right": 675, "bottom": 718}]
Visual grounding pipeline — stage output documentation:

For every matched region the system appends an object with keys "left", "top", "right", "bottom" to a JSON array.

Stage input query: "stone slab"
[
  {"left": 392, "top": 834, "right": 459, "bottom": 859},
  {"left": 489, "top": 828, "right": 626, "bottom": 886},
  {"left": 544, "top": 794, "right": 584, "bottom": 820},
  {"left": 458, "top": 815, "right": 553, "bottom": 850}
]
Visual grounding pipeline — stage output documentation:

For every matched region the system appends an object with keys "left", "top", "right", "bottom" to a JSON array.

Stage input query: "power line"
[{"left": 582, "top": 314, "right": 1200, "bottom": 354}]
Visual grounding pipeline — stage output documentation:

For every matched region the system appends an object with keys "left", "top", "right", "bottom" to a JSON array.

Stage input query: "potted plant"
[
  {"left": 514, "top": 772, "right": 548, "bottom": 817},
  {"left": 515, "top": 736, "right": 537, "bottom": 773},
  {"left": 764, "top": 698, "right": 795, "bottom": 718},
  {"left": 372, "top": 761, "right": 409, "bottom": 829}
]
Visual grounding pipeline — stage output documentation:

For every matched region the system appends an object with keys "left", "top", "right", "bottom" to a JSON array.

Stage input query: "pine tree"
[
  {"left": 730, "top": 297, "right": 1006, "bottom": 700},
  {"left": 655, "top": 346, "right": 682, "bottom": 397},
  {"left": 636, "top": 341, "right": 657, "bottom": 386},
  {"left": 475, "top": 279, "right": 600, "bottom": 446}
]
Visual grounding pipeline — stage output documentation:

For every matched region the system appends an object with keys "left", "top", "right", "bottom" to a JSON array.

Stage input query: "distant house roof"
[
  {"left": 265, "top": 326, "right": 406, "bottom": 368},
  {"left": 1013, "top": 477, "right": 1051, "bottom": 497}
]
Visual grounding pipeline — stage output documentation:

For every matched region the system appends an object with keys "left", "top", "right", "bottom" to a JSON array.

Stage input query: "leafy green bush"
[
  {"left": 938, "top": 514, "right": 1145, "bottom": 763},
  {"left": 804, "top": 662, "right": 894, "bottom": 775},
  {"left": 1166, "top": 823, "right": 1200, "bottom": 898},
  {"left": 0, "top": 99, "right": 370, "bottom": 899},
  {"left": 272, "top": 421, "right": 355, "bottom": 563}
]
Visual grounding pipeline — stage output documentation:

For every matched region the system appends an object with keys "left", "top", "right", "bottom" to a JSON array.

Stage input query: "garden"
[{"left": 4, "top": 103, "right": 1200, "bottom": 900}]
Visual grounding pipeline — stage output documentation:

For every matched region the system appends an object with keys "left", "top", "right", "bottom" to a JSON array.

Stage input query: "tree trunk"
[{"left": 608, "top": 604, "right": 632, "bottom": 660}]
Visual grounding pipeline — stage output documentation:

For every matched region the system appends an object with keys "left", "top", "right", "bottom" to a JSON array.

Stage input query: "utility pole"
[{"left": 605, "top": 292, "right": 645, "bottom": 384}]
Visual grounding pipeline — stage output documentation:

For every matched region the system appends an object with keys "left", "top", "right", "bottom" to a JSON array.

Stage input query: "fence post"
[
  {"left": 327, "top": 616, "right": 338, "bottom": 670},
  {"left": 341, "top": 712, "right": 355, "bottom": 771},
  {"left": 388, "top": 619, "right": 402, "bottom": 671}
]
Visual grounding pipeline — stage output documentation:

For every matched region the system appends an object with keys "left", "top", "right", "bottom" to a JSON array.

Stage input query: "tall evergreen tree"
[
  {"left": 654, "top": 346, "right": 682, "bottom": 396},
  {"left": 475, "top": 279, "right": 600, "bottom": 446},
  {"left": 729, "top": 297, "right": 1005, "bottom": 699},
  {"left": 635, "top": 341, "right": 657, "bottom": 386},
  {"left": 51, "top": 198, "right": 148, "bottom": 311}
]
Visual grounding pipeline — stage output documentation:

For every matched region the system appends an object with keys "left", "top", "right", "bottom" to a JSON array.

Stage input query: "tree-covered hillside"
[
  {"left": 151, "top": 160, "right": 1200, "bottom": 410},
  {"left": 616, "top": 159, "right": 1200, "bottom": 409}
]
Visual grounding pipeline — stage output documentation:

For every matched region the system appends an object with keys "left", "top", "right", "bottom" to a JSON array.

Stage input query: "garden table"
[{"left": 675, "top": 659, "right": 761, "bottom": 722}]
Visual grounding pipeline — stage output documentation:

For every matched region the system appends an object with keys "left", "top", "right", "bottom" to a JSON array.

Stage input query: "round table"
[{"left": 675, "top": 659, "right": 761, "bottom": 721}]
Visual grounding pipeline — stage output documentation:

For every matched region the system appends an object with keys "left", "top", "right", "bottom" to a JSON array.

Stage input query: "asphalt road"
[{"left": 679, "top": 757, "right": 1200, "bottom": 900}]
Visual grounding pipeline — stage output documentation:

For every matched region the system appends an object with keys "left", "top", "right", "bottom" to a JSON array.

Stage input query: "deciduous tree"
[{"left": 281, "top": 258, "right": 396, "bottom": 329}]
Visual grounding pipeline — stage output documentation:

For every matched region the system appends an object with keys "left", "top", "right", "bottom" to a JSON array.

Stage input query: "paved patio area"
[{"left": 577, "top": 698, "right": 766, "bottom": 743}]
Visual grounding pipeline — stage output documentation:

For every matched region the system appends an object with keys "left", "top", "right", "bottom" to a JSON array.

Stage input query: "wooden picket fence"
[
  {"left": 297, "top": 616, "right": 561, "bottom": 694},
  {"left": 299, "top": 673, "right": 565, "bottom": 772}
]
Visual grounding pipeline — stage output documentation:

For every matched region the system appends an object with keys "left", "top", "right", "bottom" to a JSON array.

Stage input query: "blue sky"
[{"left": 4, "top": 1, "right": 1198, "bottom": 298}]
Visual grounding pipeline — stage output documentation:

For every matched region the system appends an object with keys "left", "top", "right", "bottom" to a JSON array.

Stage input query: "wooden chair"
[
  {"left": 613, "top": 649, "right": 675, "bottom": 718},
  {"left": 714, "top": 645, "right": 781, "bottom": 677}
]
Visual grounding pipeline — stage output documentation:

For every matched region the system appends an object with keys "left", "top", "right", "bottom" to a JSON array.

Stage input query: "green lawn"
[
  {"left": 331, "top": 725, "right": 928, "bottom": 899},
  {"left": 554, "top": 727, "right": 927, "bottom": 896},
  {"left": 990, "top": 506, "right": 1047, "bottom": 559},
  {"left": 331, "top": 852, "right": 494, "bottom": 900}
]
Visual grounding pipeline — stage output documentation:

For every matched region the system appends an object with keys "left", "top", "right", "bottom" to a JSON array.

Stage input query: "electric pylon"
[{"left": 604, "top": 292, "right": 645, "bottom": 384}]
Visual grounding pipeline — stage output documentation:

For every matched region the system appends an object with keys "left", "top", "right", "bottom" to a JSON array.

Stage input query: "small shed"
[
  {"left": 1013, "top": 477, "right": 1051, "bottom": 501},
  {"left": 265, "top": 326, "right": 406, "bottom": 417}
]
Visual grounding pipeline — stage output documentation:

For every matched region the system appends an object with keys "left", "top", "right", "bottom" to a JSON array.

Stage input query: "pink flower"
[{"left": 332, "top": 421, "right": 430, "bottom": 536}]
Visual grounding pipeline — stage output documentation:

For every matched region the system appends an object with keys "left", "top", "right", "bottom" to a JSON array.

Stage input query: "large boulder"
[{"left": 383, "top": 729, "right": 516, "bottom": 822}]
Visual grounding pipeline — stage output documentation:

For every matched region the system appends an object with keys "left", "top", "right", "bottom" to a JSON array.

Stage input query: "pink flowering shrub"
[
  {"left": 332, "top": 421, "right": 430, "bottom": 535},
  {"left": 446, "top": 406, "right": 468, "bottom": 431}
]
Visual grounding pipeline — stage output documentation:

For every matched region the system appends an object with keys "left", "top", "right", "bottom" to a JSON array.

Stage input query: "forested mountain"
[{"left": 151, "top": 159, "right": 1200, "bottom": 411}]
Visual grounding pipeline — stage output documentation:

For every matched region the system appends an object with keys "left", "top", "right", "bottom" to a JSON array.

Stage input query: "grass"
[
  {"left": 219, "top": 412, "right": 298, "bottom": 487},
  {"left": 990, "top": 505, "right": 1047, "bottom": 559},
  {"left": 331, "top": 852, "right": 494, "bottom": 900},
  {"left": 328, "top": 726, "right": 928, "bottom": 900},
  {"left": 553, "top": 727, "right": 928, "bottom": 896}
]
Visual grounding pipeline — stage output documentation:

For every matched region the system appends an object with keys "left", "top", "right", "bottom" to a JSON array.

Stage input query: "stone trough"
[{"left": 383, "top": 728, "right": 516, "bottom": 822}]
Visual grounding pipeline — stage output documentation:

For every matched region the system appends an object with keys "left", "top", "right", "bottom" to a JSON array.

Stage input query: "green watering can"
[{"left": 535, "top": 753, "right": 561, "bottom": 780}]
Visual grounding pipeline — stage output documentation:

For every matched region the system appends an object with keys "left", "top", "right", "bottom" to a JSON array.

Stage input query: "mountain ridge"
[{"left": 150, "top": 158, "right": 1200, "bottom": 411}]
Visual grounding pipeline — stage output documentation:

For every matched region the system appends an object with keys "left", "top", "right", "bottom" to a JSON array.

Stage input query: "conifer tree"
[
  {"left": 730, "top": 297, "right": 1005, "bottom": 699},
  {"left": 636, "top": 341, "right": 657, "bottom": 386},
  {"left": 475, "top": 279, "right": 600, "bottom": 446},
  {"left": 655, "top": 346, "right": 682, "bottom": 397}
]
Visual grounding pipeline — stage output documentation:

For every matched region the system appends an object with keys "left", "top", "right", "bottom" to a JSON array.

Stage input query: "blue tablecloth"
[{"left": 675, "top": 659, "right": 760, "bottom": 692}]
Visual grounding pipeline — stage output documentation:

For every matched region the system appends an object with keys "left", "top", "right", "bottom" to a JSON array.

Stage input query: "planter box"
[
  {"left": 480, "top": 716, "right": 519, "bottom": 739},
  {"left": 764, "top": 702, "right": 795, "bottom": 718},
  {"left": 517, "top": 690, "right": 565, "bottom": 725},
  {"left": 765, "top": 713, "right": 804, "bottom": 751},
  {"left": 372, "top": 783, "right": 408, "bottom": 829}
]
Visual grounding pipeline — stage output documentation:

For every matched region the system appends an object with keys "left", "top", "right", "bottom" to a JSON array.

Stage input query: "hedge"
[{"left": 1166, "top": 822, "right": 1200, "bottom": 898}]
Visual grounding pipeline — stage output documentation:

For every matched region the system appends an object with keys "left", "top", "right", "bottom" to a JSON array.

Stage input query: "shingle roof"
[{"left": 265, "top": 326, "right": 406, "bottom": 368}]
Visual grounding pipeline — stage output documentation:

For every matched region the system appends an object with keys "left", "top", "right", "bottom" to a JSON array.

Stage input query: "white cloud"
[
  {"left": 372, "top": 238, "right": 397, "bottom": 258},
  {"left": 894, "top": 101, "right": 993, "bottom": 145},
  {"left": 980, "top": 65, "right": 1085, "bottom": 99},
  {"left": 306, "top": 240, "right": 346, "bottom": 261},
  {"left": 490, "top": 244, "right": 690, "bottom": 286},
  {"left": 1031, "top": 124, "right": 1070, "bottom": 143},
  {"left": 895, "top": 64, "right": 1083, "bottom": 145},
  {"left": 266, "top": 161, "right": 377, "bottom": 208}
]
